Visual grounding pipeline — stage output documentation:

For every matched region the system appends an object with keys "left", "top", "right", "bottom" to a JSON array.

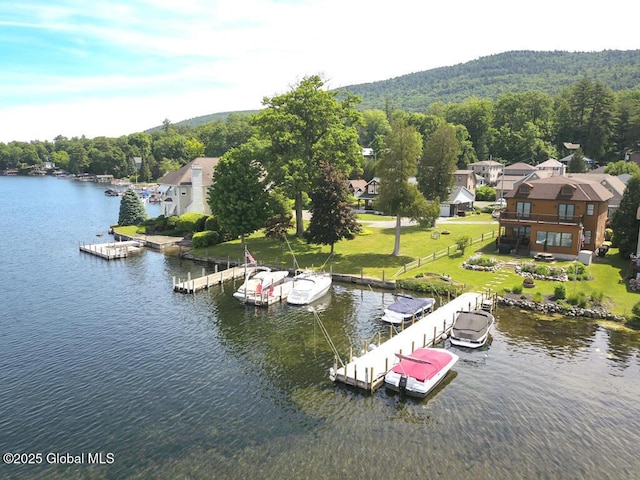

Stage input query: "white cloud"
[{"left": 1, "top": 0, "right": 639, "bottom": 142}]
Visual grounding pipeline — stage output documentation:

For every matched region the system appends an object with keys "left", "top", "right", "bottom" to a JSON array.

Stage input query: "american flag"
[{"left": 245, "top": 247, "right": 256, "bottom": 265}]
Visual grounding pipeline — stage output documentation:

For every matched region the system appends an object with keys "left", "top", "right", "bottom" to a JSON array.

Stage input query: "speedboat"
[
  {"left": 286, "top": 270, "right": 332, "bottom": 305},
  {"left": 233, "top": 267, "right": 290, "bottom": 304},
  {"left": 381, "top": 294, "right": 435, "bottom": 324},
  {"left": 450, "top": 310, "right": 495, "bottom": 349},
  {"left": 384, "top": 348, "right": 459, "bottom": 398}
]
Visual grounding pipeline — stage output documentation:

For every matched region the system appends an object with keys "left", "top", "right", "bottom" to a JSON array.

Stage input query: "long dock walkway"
[
  {"left": 330, "top": 291, "right": 490, "bottom": 392},
  {"left": 173, "top": 265, "right": 249, "bottom": 293},
  {"left": 79, "top": 240, "right": 142, "bottom": 260}
]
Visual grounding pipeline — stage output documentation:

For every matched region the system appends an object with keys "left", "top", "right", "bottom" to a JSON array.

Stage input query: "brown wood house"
[{"left": 498, "top": 177, "right": 612, "bottom": 260}]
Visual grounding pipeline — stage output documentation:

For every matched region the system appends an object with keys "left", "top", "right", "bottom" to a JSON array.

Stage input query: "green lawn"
[{"left": 183, "top": 216, "right": 638, "bottom": 317}]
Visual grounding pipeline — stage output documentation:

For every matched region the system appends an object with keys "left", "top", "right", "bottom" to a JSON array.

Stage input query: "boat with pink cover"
[{"left": 384, "top": 348, "right": 459, "bottom": 398}]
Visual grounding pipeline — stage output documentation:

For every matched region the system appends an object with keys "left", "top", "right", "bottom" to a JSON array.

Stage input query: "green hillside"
[
  {"left": 342, "top": 50, "right": 640, "bottom": 111},
  {"left": 152, "top": 50, "right": 640, "bottom": 130}
]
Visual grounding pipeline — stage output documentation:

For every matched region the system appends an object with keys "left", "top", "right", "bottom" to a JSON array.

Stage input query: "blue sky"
[{"left": 0, "top": 0, "right": 638, "bottom": 143}]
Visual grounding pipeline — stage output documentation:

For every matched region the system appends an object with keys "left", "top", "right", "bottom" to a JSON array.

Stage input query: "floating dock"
[
  {"left": 79, "top": 240, "right": 142, "bottom": 260},
  {"left": 173, "top": 265, "right": 249, "bottom": 293},
  {"left": 330, "top": 291, "right": 491, "bottom": 392}
]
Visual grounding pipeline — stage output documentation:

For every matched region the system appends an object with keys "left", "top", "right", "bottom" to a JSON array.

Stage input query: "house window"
[
  {"left": 586, "top": 204, "right": 594, "bottom": 216},
  {"left": 516, "top": 202, "right": 531, "bottom": 218},
  {"left": 561, "top": 186, "right": 574, "bottom": 196},
  {"left": 513, "top": 226, "right": 530, "bottom": 238},
  {"left": 583, "top": 230, "right": 592, "bottom": 245},
  {"left": 536, "top": 231, "right": 574, "bottom": 248},
  {"left": 558, "top": 204, "right": 575, "bottom": 221},
  {"left": 520, "top": 185, "right": 530, "bottom": 193}
]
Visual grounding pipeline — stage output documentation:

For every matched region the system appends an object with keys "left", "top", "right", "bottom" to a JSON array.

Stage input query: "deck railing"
[{"left": 499, "top": 212, "right": 582, "bottom": 225}]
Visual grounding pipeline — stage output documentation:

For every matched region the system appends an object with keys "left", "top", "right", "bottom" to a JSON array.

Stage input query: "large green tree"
[
  {"left": 253, "top": 75, "right": 363, "bottom": 237},
  {"left": 555, "top": 79, "right": 616, "bottom": 161},
  {"left": 376, "top": 118, "right": 435, "bottom": 256},
  {"left": 118, "top": 189, "right": 146, "bottom": 226},
  {"left": 305, "top": 161, "right": 361, "bottom": 254},
  {"left": 444, "top": 97, "right": 493, "bottom": 160},
  {"left": 207, "top": 139, "right": 272, "bottom": 249},
  {"left": 604, "top": 160, "right": 640, "bottom": 177},
  {"left": 417, "top": 123, "right": 460, "bottom": 202},
  {"left": 611, "top": 176, "right": 640, "bottom": 258}
]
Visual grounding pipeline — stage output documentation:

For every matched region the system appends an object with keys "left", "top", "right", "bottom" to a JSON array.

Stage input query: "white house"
[
  {"left": 536, "top": 158, "right": 566, "bottom": 176},
  {"left": 469, "top": 160, "right": 503, "bottom": 186},
  {"left": 439, "top": 186, "right": 475, "bottom": 217},
  {"left": 158, "top": 157, "right": 219, "bottom": 217}
]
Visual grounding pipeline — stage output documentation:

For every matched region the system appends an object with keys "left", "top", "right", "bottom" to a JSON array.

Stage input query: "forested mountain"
[
  {"left": 158, "top": 50, "right": 640, "bottom": 130},
  {"left": 342, "top": 50, "right": 640, "bottom": 112}
]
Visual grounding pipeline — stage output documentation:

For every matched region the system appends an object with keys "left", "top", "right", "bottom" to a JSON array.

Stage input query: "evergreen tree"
[
  {"left": 118, "top": 189, "right": 146, "bottom": 226},
  {"left": 611, "top": 176, "right": 640, "bottom": 258},
  {"left": 304, "top": 161, "right": 361, "bottom": 254},
  {"left": 567, "top": 148, "right": 587, "bottom": 173},
  {"left": 418, "top": 123, "right": 459, "bottom": 201}
]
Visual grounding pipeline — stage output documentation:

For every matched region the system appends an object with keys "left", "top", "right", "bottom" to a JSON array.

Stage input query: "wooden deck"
[
  {"left": 330, "top": 291, "right": 491, "bottom": 392},
  {"left": 79, "top": 241, "right": 142, "bottom": 260},
  {"left": 173, "top": 265, "right": 249, "bottom": 293}
]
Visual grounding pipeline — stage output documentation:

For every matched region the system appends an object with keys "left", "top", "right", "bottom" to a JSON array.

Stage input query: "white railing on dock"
[{"left": 330, "top": 292, "right": 492, "bottom": 391}]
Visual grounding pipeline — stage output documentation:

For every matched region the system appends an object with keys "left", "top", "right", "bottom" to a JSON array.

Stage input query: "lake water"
[{"left": 1, "top": 176, "right": 639, "bottom": 480}]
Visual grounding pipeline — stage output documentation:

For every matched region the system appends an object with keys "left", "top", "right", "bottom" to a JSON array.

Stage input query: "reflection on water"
[{"left": 1, "top": 177, "right": 640, "bottom": 479}]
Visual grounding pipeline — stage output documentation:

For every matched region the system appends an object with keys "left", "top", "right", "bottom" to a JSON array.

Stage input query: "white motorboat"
[
  {"left": 384, "top": 348, "right": 459, "bottom": 398},
  {"left": 233, "top": 267, "right": 290, "bottom": 305},
  {"left": 450, "top": 309, "right": 495, "bottom": 349},
  {"left": 286, "top": 270, "right": 332, "bottom": 305},
  {"left": 381, "top": 294, "right": 435, "bottom": 324}
]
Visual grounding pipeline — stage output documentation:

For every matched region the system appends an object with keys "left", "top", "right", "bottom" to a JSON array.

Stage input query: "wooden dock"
[
  {"left": 173, "top": 265, "right": 249, "bottom": 293},
  {"left": 330, "top": 291, "right": 491, "bottom": 392},
  {"left": 79, "top": 240, "right": 142, "bottom": 260}
]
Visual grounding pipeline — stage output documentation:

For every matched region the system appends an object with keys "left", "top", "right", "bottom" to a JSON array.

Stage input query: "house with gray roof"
[{"left": 158, "top": 157, "right": 219, "bottom": 217}]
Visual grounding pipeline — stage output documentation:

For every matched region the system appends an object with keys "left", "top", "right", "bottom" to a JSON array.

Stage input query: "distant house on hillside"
[
  {"left": 469, "top": 160, "right": 503, "bottom": 186},
  {"left": 453, "top": 170, "right": 477, "bottom": 195},
  {"left": 536, "top": 158, "right": 566, "bottom": 176},
  {"left": 158, "top": 157, "right": 219, "bottom": 217}
]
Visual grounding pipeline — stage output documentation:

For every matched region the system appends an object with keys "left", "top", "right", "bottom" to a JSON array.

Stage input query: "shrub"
[
  {"left": 605, "top": 228, "right": 614, "bottom": 241},
  {"left": 397, "top": 277, "right": 464, "bottom": 297},
  {"left": 176, "top": 212, "right": 209, "bottom": 233},
  {"left": 534, "top": 265, "right": 551, "bottom": 276},
  {"left": 466, "top": 255, "right": 499, "bottom": 267},
  {"left": 632, "top": 301, "right": 640, "bottom": 319},
  {"left": 512, "top": 284, "right": 523, "bottom": 294},
  {"left": 192, "top": 231, "right": 220, "bottom": 249},
  {"left": 554, "top": 284, "right": 567, "bottom": 300},
  {"left": 590, "top": 290, "right": 604, "bottom": 305},
  {"left": 567, "top": 292, "right": 588, "bottom": 307},
  {"left": 455, "top": 235, "right": 471, "bottom": 254},
  {"left": 166, "top": 215, "right": 179, "bottom": 230},
  {"left": 566, "top": 262, "right": 592, "bottom": 281}
]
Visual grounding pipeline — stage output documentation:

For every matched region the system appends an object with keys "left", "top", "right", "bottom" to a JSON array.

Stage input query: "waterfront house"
[
  {"left": 158, "top": 157, "right": 219, "bottom": 217},
  {"left": 498, "top": 176, "right": 612, "bottom": 260},
  {"left": 566, "top": 173, "right": 627, "bottom": 218}
]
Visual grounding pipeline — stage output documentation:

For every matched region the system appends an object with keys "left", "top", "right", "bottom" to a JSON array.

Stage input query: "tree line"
[{"left": 3, "top": 78, "right": 639, "bottom": 179}]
